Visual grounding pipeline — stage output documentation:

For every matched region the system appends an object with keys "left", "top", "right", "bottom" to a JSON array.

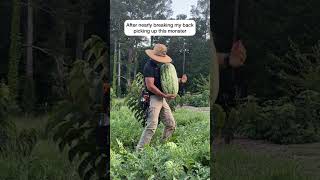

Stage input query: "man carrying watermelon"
[{"left": 136, "top": 43, "right": 187, "bottom": 151}]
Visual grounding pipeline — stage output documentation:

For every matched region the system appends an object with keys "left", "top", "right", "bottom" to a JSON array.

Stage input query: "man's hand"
[
  {"left": 179, "top": 74, "right": 188, "bottom": 84},
  {"left": 229, "top": 40, "right": 247, "bottom": 68},
  {"left": 164, "top": 94, "right": 176, "bottom": 100},
  {"left": 181, "top": 74, "right": 187, "bottom": 83},
  {"left": 145, "top": 77, "right": 177, "bottom": 99}
]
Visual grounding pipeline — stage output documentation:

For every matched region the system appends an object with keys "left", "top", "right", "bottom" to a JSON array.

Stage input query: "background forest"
[{"left": 1, "top": 0, "right": 108, "bottom": 179}]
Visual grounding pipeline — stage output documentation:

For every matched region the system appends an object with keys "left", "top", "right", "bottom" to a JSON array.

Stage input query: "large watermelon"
[{"left": 160, "top": 63, "right": 179, "bottom": 95}]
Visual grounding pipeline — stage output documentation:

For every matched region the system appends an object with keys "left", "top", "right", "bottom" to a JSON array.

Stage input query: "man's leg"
[
  {"left": 136, "top": 95, "right": 163, "bottom": 150},
  {"left": 160, "top": 98, "right": 176, "bottom": 141}
]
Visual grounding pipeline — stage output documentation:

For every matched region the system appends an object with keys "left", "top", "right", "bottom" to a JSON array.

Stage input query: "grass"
[
  {"left": 0, "top": 115, "right": 80, "bottom": 180},
  {"left": 213, "top": 145, "right": 314, "bottom": 180},
  {"left": 110, "top": 105, "right": 210, "bottom": 179}
]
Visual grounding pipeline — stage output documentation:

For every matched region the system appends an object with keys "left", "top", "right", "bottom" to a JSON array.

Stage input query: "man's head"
[{"left": 145, "top": 44, "right": 172, "bottom": 63}]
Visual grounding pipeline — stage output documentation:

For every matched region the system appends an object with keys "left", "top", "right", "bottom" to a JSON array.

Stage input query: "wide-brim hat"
[{"left": 145, "top": 43, "right": 172, "bottom": 63}]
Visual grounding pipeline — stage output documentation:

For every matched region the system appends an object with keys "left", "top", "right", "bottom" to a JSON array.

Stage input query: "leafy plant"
[
  {"left": 46, "top": 35, "right": 108, "bottom": 179},
  {"left": 125, "top": 72, "right": 146, "bottom": 126}
]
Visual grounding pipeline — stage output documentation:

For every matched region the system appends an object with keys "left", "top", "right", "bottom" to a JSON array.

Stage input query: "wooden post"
[
  {"left": 117, "top": 42, "right": 121, "bottom": 97},
  {"left": 183, "top": 41, "right": 186, "bottom": 74},
  {"left": 233, "top": 0, "right": 240, "bottom": 43}
]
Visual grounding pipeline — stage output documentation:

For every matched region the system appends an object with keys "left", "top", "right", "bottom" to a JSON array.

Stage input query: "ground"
[{"left": 231, "top": 138, "right": 320, "bottom": 179}]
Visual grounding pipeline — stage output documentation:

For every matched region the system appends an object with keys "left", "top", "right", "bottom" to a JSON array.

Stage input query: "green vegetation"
[
  {"left": 235, "top": 91, "right": 320, "bottom": 144},
  {"left": 213, "top": 145, "right": 311, "bottom": 180},
  {"left": 178, "top": 90, "right": 210, "bottom": 107},
  {"left": 0, "top": 116, "right": 80, "bottom": 180},
  {"left": 111, "top": 105, "right": 210, "bottom": 179}
]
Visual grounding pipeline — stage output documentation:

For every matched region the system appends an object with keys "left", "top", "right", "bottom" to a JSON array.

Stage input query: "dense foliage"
[
  {"left": 236, "top": 91, "right": 320, "bottom": 144},
  {"left": 268, "top": 41, "right": 320, "bottom": 96},
  {"left": 111, "top": 106, "right": 210, "bottom": 179},
  {"left": 178, "top": 91, "right": 209, "bottom": 107}
]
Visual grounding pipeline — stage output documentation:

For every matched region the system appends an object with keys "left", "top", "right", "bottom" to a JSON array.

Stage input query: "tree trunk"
[
  {"left": 150, "top": 36, "right": 153, "bottom": 47},
  {"left": 76, "top": 22, "right": 85, "bottom": 59},
  {"left": 112, "top": 39, "right": 117, "bottom": 93},
  {"left": 23, "top": 0, "right": 35, "bottom": 113},
  {"left": 7, "top": 0, "right": 21, "bottom": 100},
  {"left": 133, "top": 54, "right": 138, "bottom": 78},
  {"left": 54, "top": 20, "right": 67, "bottom": 97},
  {"left": 26, "top": 0, "right": 33, "bottom": 79},
  {"left": 126, "top": 47, "right": 133, "bottom": 86}
]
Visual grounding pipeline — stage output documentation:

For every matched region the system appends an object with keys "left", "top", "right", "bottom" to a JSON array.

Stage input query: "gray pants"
[{"left": 136, "top": 95, "right": 176, "bottom": 150}]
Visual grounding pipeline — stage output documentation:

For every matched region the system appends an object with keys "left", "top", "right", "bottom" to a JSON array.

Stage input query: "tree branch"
[{"left": 23, "top": 44, "right": 52, "bottom": 56}]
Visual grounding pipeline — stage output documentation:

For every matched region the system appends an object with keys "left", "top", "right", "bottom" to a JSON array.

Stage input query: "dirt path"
[
  {"left": 216, "top": 138, "right": 320, "bottom": 178},
  {"left": 178, "top": 105, "right": 210, "bottom": 112}
]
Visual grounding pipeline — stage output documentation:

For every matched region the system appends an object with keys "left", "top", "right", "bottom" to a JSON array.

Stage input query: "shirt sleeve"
[{"left": 143, "top": 63, "right": 154, "bottom": 78}]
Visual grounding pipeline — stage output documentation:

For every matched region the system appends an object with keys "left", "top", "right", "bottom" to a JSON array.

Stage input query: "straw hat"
[{"left": 145, "top": 44, "right": 172, "bottom": 63}]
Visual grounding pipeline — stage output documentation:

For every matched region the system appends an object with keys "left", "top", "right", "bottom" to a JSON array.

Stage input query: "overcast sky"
[{"left": 171, "top": 0, "right": 198, "bottom": 18}]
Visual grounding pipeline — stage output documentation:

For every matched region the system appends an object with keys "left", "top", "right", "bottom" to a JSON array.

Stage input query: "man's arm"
[{"left": 145, "top": 77, "right": 175, "bottom": 99}]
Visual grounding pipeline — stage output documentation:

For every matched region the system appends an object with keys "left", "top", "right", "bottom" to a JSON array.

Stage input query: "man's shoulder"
[
  {"left": 143, "top": 60, "right": 155, "bottom": 77},
  {"left": 144, "top": 60, "right": 151, "bottom": 66},
  {"left": 143, "top": 61, "right": 150, "bottom": 70}
]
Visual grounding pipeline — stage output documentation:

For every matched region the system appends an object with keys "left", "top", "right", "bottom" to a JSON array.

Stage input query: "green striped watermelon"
[{"left": 160, "top": 63, "right": 179, "bottom": 95}]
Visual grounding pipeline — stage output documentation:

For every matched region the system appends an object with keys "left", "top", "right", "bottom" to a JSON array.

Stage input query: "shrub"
[
  {"left": 268, "top": 41, "right": 320, "bottom": 96},
  {"left": 179, "top": 90, "right": 210, "bottom": 107},
  {"left": 237, "top": 91, "right": 320, "bottom": 144},
  {"left": 0, "top": 81, "right": 18, "bottom": 119}
]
